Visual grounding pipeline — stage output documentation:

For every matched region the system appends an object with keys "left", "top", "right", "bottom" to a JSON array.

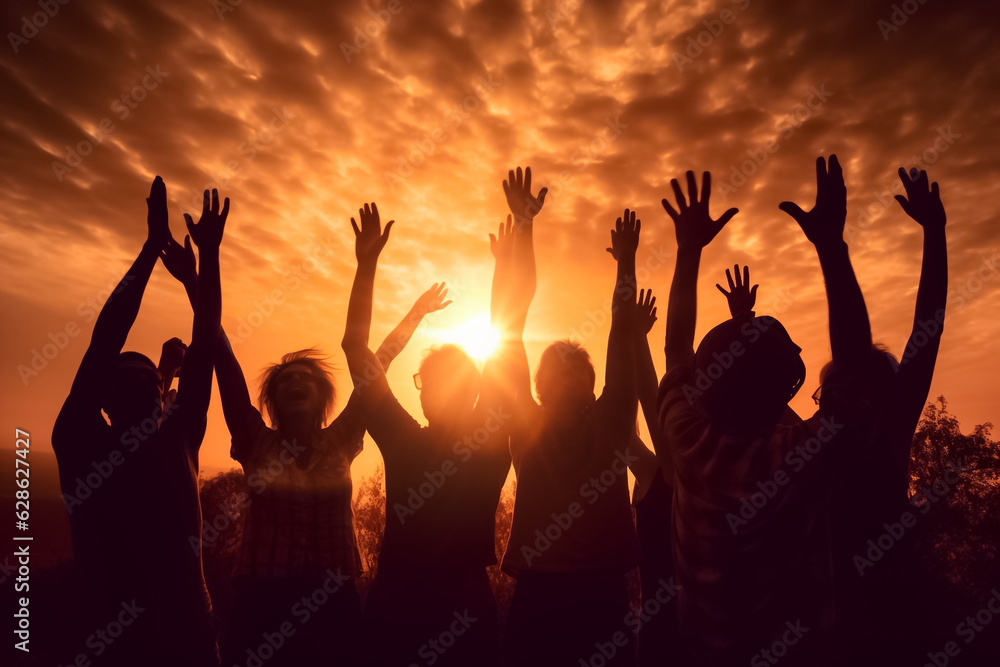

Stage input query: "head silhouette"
[
  {"left": 816, "top": 343, "right": 896, "bottom": 409},
  {"left": 418, "top": 344, "right": 480, "bottom": 426},
  {"left": 695, "top": 315, "right": 805, "bottom": 431},
  {"left": 103, "top": 352, "right": 163, "bottom": 425},
  {"left": 535, "top": 340, "right": 596, "bottom": 414},
  {"left": 259, "top": 349, "right": 336, "bottom": 432}
]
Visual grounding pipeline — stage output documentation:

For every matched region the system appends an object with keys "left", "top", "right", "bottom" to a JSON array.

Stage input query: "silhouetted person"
[
  {"left": 342, "top": 202, "right": 517, "bottom": 667},
  {"left": 824, "top": 167, "right": 948, "bottom": 664},
  {"left": 157, "top": 231, "right": 369, "bottom": 665},
  {"left": 52, "top": 178, "right": 228, "bottom": 666},
  {"left": 501, "top": 188, "right": 641, "bottom": 667},
  {"left": 657, "top": 161, "right": 874, "bottom": 665},
  {"left": 627, "top": 290, "right": 681, "bottom": 666}
]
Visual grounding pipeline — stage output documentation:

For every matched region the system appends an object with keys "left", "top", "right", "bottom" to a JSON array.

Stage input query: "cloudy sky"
[{"left": 1, "top": 0, "right": 997, "bottom": 483}]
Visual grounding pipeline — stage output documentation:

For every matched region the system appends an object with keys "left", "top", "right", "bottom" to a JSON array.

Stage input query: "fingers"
[
  {"left": 701, "top": 171, "right": 711, "bottom": 203},
  {"left": 893, "top": 195, "right": 912, "bottom": 217},
  {"left": 184, "top": 235, "right": 192, "bottom": 252},
  {"left": 717, "top": 207, "right": 739, "bottom": 227},
  {"left": 220, "top": 197, "right": 230, "bottom": 223},
  {"left": 686, "top": 171, "right": 698, "bottom": 205},
  {"left": 742, "top": 264, "right": 750, "bottom": 288},
  {"left": 202, "top": 190, "right": 210, "bottom": 219},
  {"left": 778, "top": 201, "right": 806, "bottom": 222},
  {"left": 670, "top": 179, "right": 687, "bottom": 210},
  {"left": 828, "top": 154, "right": 842, "bottom": 181},
  {"left": 726, "top": 268, "right": 736, "bottom": 292},
  {"left": 184, "top": 213, "right": 195, "bottom": 237},
  {"left": 931, "top": 181, "right": 940, "bottom": 199},
  {"left": 524, "top": 166, "right": 531, "bottom": 194},
  {"left": 750, "top": 284, "right": 759, "bottom": 301},
  {"left": 661, "top": 198, "right": 679, "bottom": 222},
  {"left": 350, "top": 218, "right": 360, "bottom": 236},
  {"left": 516, "top": 166, "right": 523, "bottom": 189},
  {"left": 211, "top": 189, "right": 220, "bottom": 214},
  {"left": 381, "top": 220, "right": 395, "bottom": 242},
  {"left": 716, "top": 283, "right": 730, "bottom": 298},
  {"left": 537, "top": 187, "right": 548, "bottom": 207}
]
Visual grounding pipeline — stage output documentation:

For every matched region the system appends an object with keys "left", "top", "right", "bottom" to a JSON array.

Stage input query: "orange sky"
[{"left": 1, "top": 0, "right": 998, "bottom": 486}]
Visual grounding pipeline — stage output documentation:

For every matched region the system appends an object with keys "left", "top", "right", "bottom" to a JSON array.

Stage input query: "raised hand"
[
  {"left": 184, "top": 189, "right": 229, "bottom": 250},
  {"left": 716, "top": 264, "right": 758, "bottom": 318},
  {"left": 414, "top": 282, "right": 452, "bottom": 316},
  {"left": 158, "top": 337, "right": 188, "bottom": 384},
  {"left": 161, "top": 234, "right": 197, "bottom": 288},
  {"left": 778, "top": 155, "right": 847, "bottom": 247},
  {"left": 636, "top": 288, "right": 657, "bottom": 334},
  {"left": 351, "top": 202, "right": 394, "bottom": 263},
  {"left": 610, "top": 208, "right": 641, "bottom": 260},
  {"left": 146, "top": 175, "right": 170, "bottom": 249},
  {"left": 490, "top": 215, "right": 515, "bottom": 261},
  {"left": 503, "top": 166, "right": 548, "bottom": 221},
  {"left": 662, "top": 171, "right": 738, "bottom": 252},
  {"left": 895, "top": 167, "right": 946, "bottom": 229}
]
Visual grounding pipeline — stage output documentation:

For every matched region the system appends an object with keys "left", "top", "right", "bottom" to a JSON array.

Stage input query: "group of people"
[{"left": 53, "top": 155, "right": 947, "bottom": 666}]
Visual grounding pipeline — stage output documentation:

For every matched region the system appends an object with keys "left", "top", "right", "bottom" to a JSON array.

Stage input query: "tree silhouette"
[
  {"left": 352, "top": 464, "right": 386, "bottom": 599},
  {"left": 910, "top": 397, "right": 1000, "bottom": 601}
]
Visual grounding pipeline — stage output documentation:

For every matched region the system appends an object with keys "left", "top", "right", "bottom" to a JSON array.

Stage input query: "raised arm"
[
  {"left": 662, "top": 171, "right": 739, "bottom": 372},
  {"left": 503, "top": 166, "right": 547, "bottom": 333},
  {"left": 159, "top": 229, "right": 262, "bottom": 441},
  {"left": 172, "top": 189, "right": 228, "bottom": 450},
  {"left": 779, "top": 155, "right": 871, "bottom": 371},
  {"left": 374, "top": 282, "right": 451, "bottom": 372},
  {"left": 633, "top": 289, "right": 675, "bottom": 485},
  {"left": 604, "top": 208, "right": 640, "bottom": 406},
  {"left": 54, "top": 177, "right": 169, "bottom": 439},
  {"left": 342, "top": 203, "right": 394, "bottom": 402},
  {"left": 894, "top": 168, "right": 948, "bottom": 446}
]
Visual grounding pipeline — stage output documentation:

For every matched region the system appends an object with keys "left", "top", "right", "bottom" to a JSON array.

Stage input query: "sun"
[{"left": 440, "top": 314, "right": 501, "bottom": 362}]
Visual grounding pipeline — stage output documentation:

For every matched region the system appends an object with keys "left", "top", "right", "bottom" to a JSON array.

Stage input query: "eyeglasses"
[
  {"left": 811, "top": 385, "right": 822, "bottom": 405},
  {"left": 413, "top": 373, "right": 422, "bottom": 390}
]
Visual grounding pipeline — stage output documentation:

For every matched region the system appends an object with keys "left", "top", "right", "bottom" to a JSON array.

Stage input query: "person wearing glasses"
[
  {"left": 341, "top": 196, "right": 526, "bottom": 667},
  {"left": 822, "top": 167, "right": 949, "bottom": 665},
  {"left": 657, "top": 160, "right": 876, "bottom": 665}
]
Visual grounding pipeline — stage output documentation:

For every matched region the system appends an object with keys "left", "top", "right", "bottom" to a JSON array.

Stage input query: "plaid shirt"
[
  {"left": 231, "top": 397, "right": 364, "bottom": 578},
  {"left": 657, "top": 365, "right": 872, "bottom": 661}
]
